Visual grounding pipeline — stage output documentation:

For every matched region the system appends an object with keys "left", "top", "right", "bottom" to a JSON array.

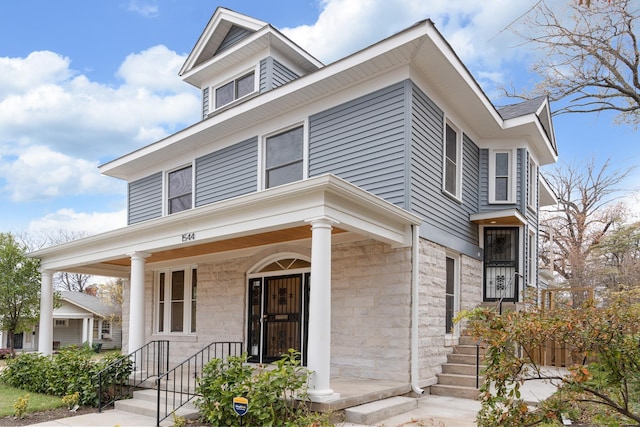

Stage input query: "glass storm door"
[
  {"left": 484, "top": 227, "right": 519, "bottom": 302},
  {"left": 248, "top": 273, "right": 309, "bottom": 363}
]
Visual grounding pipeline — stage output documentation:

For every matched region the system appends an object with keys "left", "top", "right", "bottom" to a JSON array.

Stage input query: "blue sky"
[{"left": 0, "top": 0, "right": 638, "bottom": 238}]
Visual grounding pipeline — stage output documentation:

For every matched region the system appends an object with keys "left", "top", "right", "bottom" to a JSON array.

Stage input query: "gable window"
[
  {"left": 215, "top": 71, "right": 255, "bottom": 109},
  {"left": 54, "top": 319, "right": 68, "bottom": 327},
  {"left": 443, "top": 122, "right": 462, "bottom": 198},
  {"left": 528, "top": 157, "right": 538, "bottom": 209},
  {"left": 155, "top": 267, "right": 197, "bottom": 334},
  {"left": 489, "top": 149, "right": 516, "bottom": 203},
  {"left": 168, "top": 165, "right": 192, "bottom": 214},
  {"left": 265, "top": 126, "right": 304, "bottom": 188}
]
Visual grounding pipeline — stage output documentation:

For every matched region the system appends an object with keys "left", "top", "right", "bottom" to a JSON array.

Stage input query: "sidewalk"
[{"left": 27, "top": 373, "right": 563, "bottom": 426}]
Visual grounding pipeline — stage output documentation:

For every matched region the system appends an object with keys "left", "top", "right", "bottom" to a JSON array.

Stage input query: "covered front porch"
[{"left": 30, "top": 174, "right": 422, "bottom": 400}]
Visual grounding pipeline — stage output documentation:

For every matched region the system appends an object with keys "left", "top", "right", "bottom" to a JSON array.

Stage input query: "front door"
[
  {"left": 248, "top": 273, "right": 309, "bottom": 363},
  {"left": 484, "top": 227, "right": 519, "bottom": 302}
]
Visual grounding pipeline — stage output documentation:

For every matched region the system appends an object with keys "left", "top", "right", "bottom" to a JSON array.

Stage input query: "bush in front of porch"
[{"left": 195, "top": 349, "right": 331, "bottom": 427}]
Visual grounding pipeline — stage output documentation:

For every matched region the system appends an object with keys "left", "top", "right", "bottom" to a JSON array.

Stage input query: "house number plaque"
[{"left": 182, "top": 232, "right": 195, "bottom": 242}]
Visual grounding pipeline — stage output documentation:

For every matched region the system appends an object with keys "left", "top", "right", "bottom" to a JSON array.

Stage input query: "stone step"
[
  {"left": 447, "top": 353, "right": 481, "bottom": 365},
  {"left": 458, "top": 335, "right": 482, "bottom": 346},
  {"left": 436, "top": 373, "right": 483, "bottom": 388},
  {"left": 453, "top": 344, "right": 487, "bottom": 355},
  {"left": 114, "top": 389, "right": 199, "bottom": 422},
  {"left": 441, "top": 362, "right": 485, "bottom": 376},
  {"left": 344, "top": 396, "right": 418, "bottom": 425},
  {"left": 430, "top": 384, "right": 480, "bottom": 400}
]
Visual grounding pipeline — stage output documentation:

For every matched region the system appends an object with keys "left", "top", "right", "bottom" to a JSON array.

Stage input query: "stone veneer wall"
[
  {"left": 417, "top": 239, "right": 483, "bottom": 382},
  {"left": 331, "top": 239, "right": 413, "bottom": 382}
]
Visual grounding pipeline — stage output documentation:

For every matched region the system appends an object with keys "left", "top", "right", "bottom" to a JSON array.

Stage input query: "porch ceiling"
[
  {"left": 470, "top": 209, "right": 527, "bottom": 226},
  {"left": 29, "top": 174, "right": 421, "bottom": 277}
]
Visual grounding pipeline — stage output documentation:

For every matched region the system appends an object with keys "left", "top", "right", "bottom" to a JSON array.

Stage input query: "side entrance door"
[{"left": 248, "top": 273, "right": 310, "bottom": 364}]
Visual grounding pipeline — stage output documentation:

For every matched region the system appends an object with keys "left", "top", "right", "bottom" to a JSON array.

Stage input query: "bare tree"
[
  {"left": 540, "top": 159, "right": 635, "bottom": 292},
  {"left": 98, "top": 278, "right": 124, "bottom": 326},
  {"left": 507, "top": 0, "right": 640, "bottom": 126},
  {"left": 47, "top": 230, "right": 93, "bottom": 292},
  {"left": 592, "top": 220, "right": 640, "bottom": 291}
]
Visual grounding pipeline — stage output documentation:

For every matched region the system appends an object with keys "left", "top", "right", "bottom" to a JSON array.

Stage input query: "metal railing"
[
  {"left": 96, "top": 340, "right": 169, "bottom": 411},
  {"left": 155, "top": 341, "right": 243, "bottom": 426}
]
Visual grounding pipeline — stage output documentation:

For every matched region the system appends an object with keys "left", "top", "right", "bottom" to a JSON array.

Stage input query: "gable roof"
[
  {"left": 60, "top": 291, "right": 120, "bottom": 318},
  {"left": 179, "top": 7, "right": 323, "bottom": 88}
]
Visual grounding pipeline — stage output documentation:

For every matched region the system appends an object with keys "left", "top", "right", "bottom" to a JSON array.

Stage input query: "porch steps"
[
  {"left": 114, "top": 389, "right": 199, "bottom": 424},
  {"left": 430, "top": 336, "right": 486, "bottom": 400},
  {"left": 344, "top": 396, "right": 418, "bottom": 425}
]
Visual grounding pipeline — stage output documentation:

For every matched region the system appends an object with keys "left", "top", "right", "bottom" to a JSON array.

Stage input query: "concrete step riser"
[
  {"left": 430, "top": 385, "right": 480, "bottom": 400},
  {"left": 133, "top": 389, "right": 197, "bottom": 407},
  {"left": 436, "top": 373, "right": 483, "bottom": 387},
  {"left": 344, "top": 397, "right": 418, "bottom": 425},
  {"left": 453, "top": 345, "right": 487, "bottom": 355},
  {"left": 447, "top": 353, "right": 482, "bottom": 365},
  {"left": 441, "top": 363, "right": 485, "bottom": 376},
  {"left": 458, "top": 336, "right": 483, "bottom": 346},
  {"left": 115, "top": 398, "right": 199, "bottom": 420}
]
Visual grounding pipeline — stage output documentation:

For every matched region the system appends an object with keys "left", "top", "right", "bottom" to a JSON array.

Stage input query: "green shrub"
[
  {"left": 0, "top": 346, "right": 132, "bottom": 407},
  {"left": 195, "top": 350, "right": 330, "bottom": 427},
  {"left": 13, "top": 394, "right": 29, "bottom": 418}
]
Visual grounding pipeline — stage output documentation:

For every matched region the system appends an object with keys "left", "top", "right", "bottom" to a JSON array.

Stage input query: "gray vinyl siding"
[
  {"left": 53, "top": 319, "right": 83, "bottom": 348},
  {"left": 195, "top": 137, "right": 258, "bottom": 207},
  {"left": 308, "top": 82, "right": 407, "bottom": 206},
  {"left": 259, "top": 57, "right": 300, "bottom": 93},
  {"left": 410, "top": 84, "right": 479, "bottom": 248},
  {"left": 128, "top": 172, "right": 163, "bottom": 225},
  {"left": 215, "top": 25, "right": 253, "bottom": 55}
]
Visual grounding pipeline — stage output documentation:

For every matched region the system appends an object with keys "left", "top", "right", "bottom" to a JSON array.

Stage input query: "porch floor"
[{"left": 310, "top": 377, "right": 411, "bottom": 412}]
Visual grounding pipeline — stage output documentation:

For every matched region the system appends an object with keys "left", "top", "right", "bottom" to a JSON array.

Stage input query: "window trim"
[
  {"left": 528, "top": 229, "right": 536, "bottom": 287},
  {"left": 54, "top": 319, "right": 68, "bottom": 327},
  {"left": 165, "top": 163, "right": 194, "bottom": 215},
  {"left": 527, "top": 156, "right": 538, "bottom": 210},
  {"left": 442, "top": 120, "right": 463, "bottom": 200},
  {"left": 154, "top": 266, "right": 197, "bottom": 335},
  {"left": 212, "top": 67, "right": 258, "bottom": 110},
  {"left": 445, "top": 253, "right": 461, "bottom": 338},
  {"left": 259, "top": 122, "right": 307, "bottom": 190},
  {"left": 488, "top": 148, "right": 517, "bottom": 204}
]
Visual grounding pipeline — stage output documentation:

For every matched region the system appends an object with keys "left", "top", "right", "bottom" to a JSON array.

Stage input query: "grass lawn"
[{"left": 0, "top": 384, "right": 66, "bottom": 417}]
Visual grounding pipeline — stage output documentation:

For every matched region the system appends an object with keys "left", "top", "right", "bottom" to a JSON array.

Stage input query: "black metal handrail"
[
  {"left": 96, "top": 340, "right": 169, "bottom": 411},
  {"left": 155, "top": 341, "right": 243, "bottom": 426}
]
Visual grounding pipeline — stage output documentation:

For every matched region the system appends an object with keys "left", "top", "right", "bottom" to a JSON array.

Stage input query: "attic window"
[{"left": 215, "top": 72, "right": 255, "bottom": 109}]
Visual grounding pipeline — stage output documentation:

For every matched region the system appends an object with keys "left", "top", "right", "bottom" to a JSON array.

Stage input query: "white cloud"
[
  {"left": 27, "top": 208, "right": 127, "bottom": 237},
  {"left": 0, "top": 145, "right": 121, "bottom": 202},
  {"left": 126, "top": 0, "right": 159, "bottom": 18}
]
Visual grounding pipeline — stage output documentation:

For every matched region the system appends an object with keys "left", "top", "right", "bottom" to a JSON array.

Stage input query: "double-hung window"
[
  {"left": 445, "top": 255, "right": 459, "bottom": 335},
  {"left": 264, "top": 126, "right": 304, "bottom": 188},
  {"left": 155, "top": 267, "right": 197, "bottom": 334},
  {"left": 215, "top": 71, "right": 255, "bottom": 109},
  {"left": 489, "top": 149, "right": 516, "bottom": 203},
  {"left": 168, "top": 165, "right": 192, "bottom": 214},
  {"left": 443, "top": 122, "right": 462, "bottom": 199}
]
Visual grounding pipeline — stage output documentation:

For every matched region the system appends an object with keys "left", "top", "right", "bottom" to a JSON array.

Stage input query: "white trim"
[
  {"left": 261, "top": 122, "right": 306, "bottom": 190},
  {"left": 54, "top": 318, "right": 69, "bottom": 327},
  {"left": 154, "top": 265, "right": 197, "bottom": 335},
  {"left": 247, "top": 252, "right": 311, "bottom": 275},
  {"left": 165, "top": 162, "right": 195, "bottom": 216},
  {"left": 212, "top": 65, "right": 259, "bottom": 110},
  {"left": 444, "top": 252, "right": 461, "bottom": 339},
  {"left": 442, "top": 119, "right": 462, "bottom": 201},
  {"left": 488, "top": 148, "right": 516, "bottom": 204},
  {"left": 527, "top": 156, "right": 538, "bottom": 210}
]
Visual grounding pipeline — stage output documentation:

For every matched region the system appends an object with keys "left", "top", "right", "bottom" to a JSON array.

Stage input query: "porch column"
[
  {"left": 88, "top": 317, "right": 94, "bottom": 346},
  {"left": 82, "top": 318, "right": 88, "bottom": 344},
  {"left": 306, "top": 216, "right": 339, "bottom": 400},
  {"left": 128, "top": 252, "right": 150, "bottom": 353},
  {"left": 38, "top": 270, "right": 54, "bottom": 356}
]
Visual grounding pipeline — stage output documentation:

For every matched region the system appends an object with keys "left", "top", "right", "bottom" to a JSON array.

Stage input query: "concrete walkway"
[{"left": 27, "top": 372, "right": 564, "bottom": 427}]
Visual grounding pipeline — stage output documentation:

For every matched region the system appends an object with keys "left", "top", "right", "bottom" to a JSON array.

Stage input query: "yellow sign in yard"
[{"left": 233, "top": 396, "right": 248, "bottom": 417}]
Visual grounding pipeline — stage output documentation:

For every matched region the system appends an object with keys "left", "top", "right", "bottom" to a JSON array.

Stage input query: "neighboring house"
[
  {"left": 2, "top": 291, "right": 122, "bottom": 351},
  {"left": 30, "top": 7, "right": 557, "bottom": 401}
]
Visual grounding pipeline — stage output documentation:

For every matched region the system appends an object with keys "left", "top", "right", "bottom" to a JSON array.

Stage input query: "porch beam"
[{"left": 37, "top": 270, "right": 54, "bottom": 356}]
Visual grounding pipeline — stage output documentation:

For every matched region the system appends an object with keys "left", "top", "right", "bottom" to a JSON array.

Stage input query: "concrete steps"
[
  {"left": 114, "top": 388, "right": 199, "bottom": 425},
  {"left": 431, "top": 336, "right": 487, "bottom": 400},
  {"left": 344, "top": 396, "right": 418, "bottom": 425}
]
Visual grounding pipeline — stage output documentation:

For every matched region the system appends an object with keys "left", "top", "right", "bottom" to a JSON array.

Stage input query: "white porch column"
[
  {"left": 38, "top": 270, "right": 54, "bottom": 356},
  {"left": 88, "top": 317, "right": 94, "bottom": 346},
  {"left": 128, "top": 252, "right": 150, "bottom": 353},
  {"left": 305, "top": 217, "right": 339, "bottom": 400},
  {"left": 82, "top": 318, "right": 88, "bottom": 344}
]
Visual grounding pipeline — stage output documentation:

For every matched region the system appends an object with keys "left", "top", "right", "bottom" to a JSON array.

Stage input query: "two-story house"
[{"left": 31, "top": 7, "right": 557, "bottom": 402}]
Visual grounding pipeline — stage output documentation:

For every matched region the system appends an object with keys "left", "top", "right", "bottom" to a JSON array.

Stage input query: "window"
[
  {"left": 528, "top": 157, "right": 538, "bottom": 209},
  {"left": 445, "top": 256, "right": 459, "bottom": 335},
  {"left": 443, "top": 122, "right": 461, "bottom": 198},
  {"left": 102, "top": 320, "right": 111, "bottom": 338},
  {"left": 215, "top": 72, "right": 255, "bottom": 109},
  {"left": 265, "top": 126, "right": 304, "bottom": 188},
  {"left": 54, "top": 319, "right": 68, "bottom": 327},
  {"left": 168, "top": 165, "right": 192, "bottom": 214},
  {"left": 528, "top": 230, "right": 536, "bottom": 286},
  {"left": 155, "top": 267, "right": 197, "bottom": 334},
  {"left": 489, "top": 149, "right": 515, "bottom": 203}
]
